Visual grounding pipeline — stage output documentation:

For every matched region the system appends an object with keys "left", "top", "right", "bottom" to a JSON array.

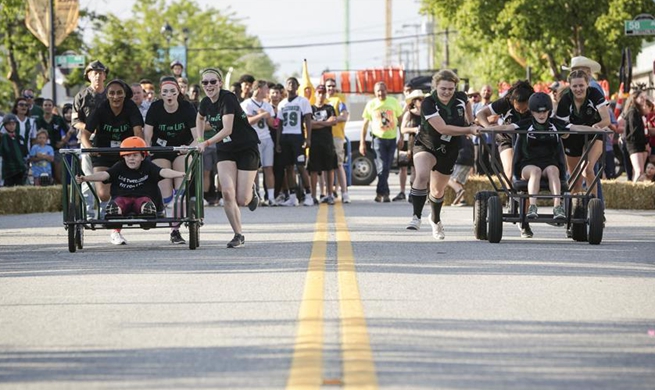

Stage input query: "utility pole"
[
  {"left": 344, "top": 0, "right": 350, "bottom": 70},
  {"left": 49, "top": 0, "right": 56, "bottom": 104},
  {"left": 386, "top": 0, "right": 392, "bottom": 66}
]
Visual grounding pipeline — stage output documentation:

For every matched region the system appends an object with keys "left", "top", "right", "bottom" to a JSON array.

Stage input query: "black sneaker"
[
  {"left": 521, "top": 226, "right": 534, "bottom": 238},
  {"left": 248, "top": 184, "right": 259, "bottom": 211},
  {"left": 392, "top": 192, "right": 406, "bottom": 201},
  {"left": 105, "top": 201, "right": 122, "bottom": 218},
  {"left": 227, "top": 233, "right": 245, "bottom": 248},
  {"left": 141, "top": 200, "right": 157, "bottom": 215},
  {"left": 170, "top": 230, "right": 186, "bottom": 245}
]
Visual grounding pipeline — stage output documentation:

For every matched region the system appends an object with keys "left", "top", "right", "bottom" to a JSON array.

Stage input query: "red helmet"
[{"left": 119, "top": 136, "right": 147, "bottom": 156}]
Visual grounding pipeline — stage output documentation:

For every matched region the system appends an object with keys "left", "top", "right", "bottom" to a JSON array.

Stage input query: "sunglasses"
[
  {"left": 201, "top": 79, "right": 219, "bottom": 86},
  {"left": 17, "top": 103, "right": 28, "bottom": 107},
  {"left": 23, "top": 95, "right": 34, "bottom": 99},
  {"left": 326, "top": 84, "right": 337, "bottom": 88}
]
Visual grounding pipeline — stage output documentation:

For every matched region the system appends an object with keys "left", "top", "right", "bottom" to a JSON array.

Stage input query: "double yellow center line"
[{"left": 286, "top": 202, "right": 378, "bottom": 389}]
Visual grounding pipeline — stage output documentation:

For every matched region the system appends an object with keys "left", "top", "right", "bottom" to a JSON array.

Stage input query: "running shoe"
[
  {"left": 527, "top": 204, "right": 538, "bottom": 219},
  {"left": 227, "top": 233, "right": 245, "bottom": 248},
  {"left": 105, "top": 201, "right": 121, "bottom": 217},
  {"left": 392, "top": 192, "right": 406, "bottom": 201},
  {"left": 521, "top": 226, "right": 534, "bottom": 238},
  {"left": 452, "top": 189, "right": 466, "bottom": 205},
  {"left": 248, "top": 184, "right": 259, "bottom": 211},
  {"left": 170, "top": 230, "right": 186, "bottom": 245},
  {"left": 341, "top": 192, "right": 351, "bottom": 204},
  {"left": 553, "top": 205, "right": 566, "bottom": 220},
  {"left": 140, "top": 200, "right": 157, "bottom": 215},
  {"left": 406, "top": 215, "right": 421, "bottom": 230},
  {"left": 280, "top": 197, "right": 299, "bottom": 207},
  {"left": 110, "top": 231, "right": 127, "bottom": 245},
  {"left": 327, "top": 196, "right": 335, "bottom": 205},
  {"left": 429, "top": 218, "right": 445, "bottom": 240},
  {"left": 303, "top": 196, "right": 314, "bottom": 207}
]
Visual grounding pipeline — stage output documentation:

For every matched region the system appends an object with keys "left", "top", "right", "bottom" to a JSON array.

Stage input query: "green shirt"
[{"left": 362, "top": 96, "right": 403, "bottom": 139}]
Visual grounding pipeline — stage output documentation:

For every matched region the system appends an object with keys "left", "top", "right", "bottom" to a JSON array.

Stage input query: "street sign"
[
  {"left": 55, "top": 54, "right": 85, "bottom": 69},
  {"left": 625, "top": 19, "right": 655, "bottom": 35}
]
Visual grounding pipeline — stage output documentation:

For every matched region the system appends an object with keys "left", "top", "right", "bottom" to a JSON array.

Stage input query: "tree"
[
  {"left": 422, "top": 0, "right": 655, "bottom": 92},
  {"left": 87, "top": 0, "right": 276, "bottom": 87}
]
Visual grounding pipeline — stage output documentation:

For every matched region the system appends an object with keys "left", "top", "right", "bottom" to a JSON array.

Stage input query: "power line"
[{"left": 187, "top": 32, "right": 445, "bottom": 52}]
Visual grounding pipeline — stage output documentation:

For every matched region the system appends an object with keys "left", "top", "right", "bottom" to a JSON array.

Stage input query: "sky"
[{"left": 80, "top": 0, "right": 429, "bottom": 80}]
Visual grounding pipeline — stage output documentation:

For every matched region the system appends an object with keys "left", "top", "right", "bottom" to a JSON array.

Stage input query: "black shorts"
[
  {"left": 280, "top": 134, "right": 306, "bottom": 167},
  {"left": 412, "top": 139, "right": 459, "bottom": 175},
  {"left": 216, "top": 144, "right": 260, "bottom": 171},
  {"left": 307, "top": 135, "right": 337, "bottom": 172},
  {"left": 496, "top": 132, "right": 513, "bottom": 153},
  {"left": 519, "top": 158, "right": 559, "bottom": 172},
  {"left": 150, "top": 151, "right": 182, "bottom": 163},
  {"left": 626, "top": 141, "right": 646, "bottom": 154},
  {"left": 92, "top": 153, "right": 121, "bottom": 168},
  {"left": 563, "top": 134, "right": 601, "bottom": 157}
]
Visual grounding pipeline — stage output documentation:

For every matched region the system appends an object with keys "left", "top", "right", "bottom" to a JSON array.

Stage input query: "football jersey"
[
  {"left": 278, "top": 96, "right": 313, "bottom": 135},
  {"left": 241, "top": 98, "right": 275, "bottom": 140}
]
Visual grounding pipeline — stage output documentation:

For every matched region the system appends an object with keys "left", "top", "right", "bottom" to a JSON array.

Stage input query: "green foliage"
[
  {"left": 87, "top": 0, "right": 276, "bottom": 88},
  {"left": 422, "top": 0, "right": 655, "bottom": 92}
]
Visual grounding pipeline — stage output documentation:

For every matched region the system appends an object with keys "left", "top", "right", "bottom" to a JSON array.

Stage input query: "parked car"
[{"left": 344, "top": 120, "right": 377, "bottom": 186}]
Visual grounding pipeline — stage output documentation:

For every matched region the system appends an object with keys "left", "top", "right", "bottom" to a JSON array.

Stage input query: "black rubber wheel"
[
  {"left": 587, "top": 198, "right": 604, "bottom": 245},
  {"left": 571, "top": 198, "right": 588, "bottom": 242},
  {"left": 75, "top": 224, "right": 84, "bottom": 249},
  {"left": 350, "top": 147, "right": 377, "bottom": 186},
  {"left": 487, "top": 196, "right": 503, "bottom": 243},
  {"left": 473, "top": 191, "right": 496, "bottom": 240},
  {"left": 189, "top": 221, "right": 199, "bottom": 250}
]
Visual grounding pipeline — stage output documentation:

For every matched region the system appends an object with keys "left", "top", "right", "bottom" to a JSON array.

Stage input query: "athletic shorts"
[
  {"left": 519, "top": 158, "right": 559, "bottom": 172},
  {"left": 626, "top": 140, "right": 647, "bottom": 155},
  {"left": 258, "top": 137, "right": 275, "bottom": 168},
  {"left": 496, "top": 132, "right": 513, "bottom": 153},
  {"left": 92, "top": 153, "right": 120, "bottom": 168},
  {"left": 413, "top": 139, "right": 459, "bottom": 175},
  {"left": 308, "top": 136, "right": 338, "bottom": 172},
  {"left": 563, "top": 134, "right": 601, "bottom": 157},
  {"left": 151, "top": 151, "right": 182, "bottom": 163},
  {"left": 280, "top": 134, "right": 306, "bottom": 167},
  {"left": 333, "top": 137, "right": 345, "bottom": 165},
  {"left": 112, "top": 196, "right": 153, "bottom": 215},
  {"left": 451, "top": 164, "right": 472, "bottom": 185},
  {"left": 202, "top": 145, "right": 218, "bottom": 171},
  {"left": 217, "top": 144, "right": 260, "bottom": 171}
]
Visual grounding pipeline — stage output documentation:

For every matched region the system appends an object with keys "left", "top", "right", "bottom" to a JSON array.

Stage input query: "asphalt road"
[{"left": 1, "top": 183, "right": 654, "bottom": 389}]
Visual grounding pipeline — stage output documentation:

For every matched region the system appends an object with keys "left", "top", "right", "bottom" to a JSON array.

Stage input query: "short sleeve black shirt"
[
  {"left": 555, "top": 87, "right": 607, "bottom": 126},
  {"left": 86, "top": 100, "right": 144, "bottom": 147},
  {"left": 72, "top": 87, "right": 106, "bottom": 128},
  {"left": 36, "top": 115, "right": 68, "bottom": 151},
  {"left": 105, "top": 159, "right": 163, "bottom": 198},
  {"left": 416, "top": 91, "right": 468, "bottom": 151},
  {"left": 514, "top": 118, "right": 568, "bottom": 162},
  {"left": 145, "top": 100, "right": 196, "bottom": 147},
  {"left": 311, "top": 104, "right": 337, "bottom": 140},
  {"left": 489, "top": 97, "right": 532, "bottom": 125},
  {"left": 198, "top": 90, "right": 259, "bottom": 151}
]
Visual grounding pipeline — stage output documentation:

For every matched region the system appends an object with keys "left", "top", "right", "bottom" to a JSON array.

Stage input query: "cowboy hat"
[
  {"left": 562, "top": 56, "right": 601, "bottom": 74},
  {"left": 405, "top": 89, "right": 425, "bottom": 104}
]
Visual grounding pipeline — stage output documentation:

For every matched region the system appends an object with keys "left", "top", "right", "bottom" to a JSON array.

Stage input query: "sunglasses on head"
[{"left": 201, "top": 79, "right": 219, "bottom": 86}]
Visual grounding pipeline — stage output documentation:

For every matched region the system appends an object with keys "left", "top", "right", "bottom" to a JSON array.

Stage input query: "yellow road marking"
[
  {"left": 335, "top": 202, "right": 378, "bottom": 389},
  {"left": 287, "top": 203, "right": 377, "bottom": 389},
  {"left": 286, "top": 204, "right": 328, "bottom": 389}
]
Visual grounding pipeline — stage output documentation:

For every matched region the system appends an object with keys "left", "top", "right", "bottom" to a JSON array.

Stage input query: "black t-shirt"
[
  {"left": 72, "top": 87, "right": 106, "bottom": 128},
  {"left": 105, "top": 159, "right": 163, "bottom": 198},
  {"left": 416, "top": 91, "right": 468, "bottom": 150},
  {"left": 489, "top": 97, "right": 532, "bottom": 125},
  {"left": 513, "top": 117, "right": 568, "bottom": 162},
  {"left": 145, "top": 100, "right": 196, "bottom": 147},
  {"left": 455, "top": 136, "right": 475, "bottom": 166},
  {"left": 624, "top": 106, "right": 647, "bottom": 146},
  {"left": 36, "top": 115, "right": 68, "bottom": 151},
  {"left": 311, "top": 103, "right": 336, "bottom": 140},
  {"left": 198, "top": 90, "right": 259, "bottom": 152},
  {"left": 555, "top": 87, "right": 607, "bottom": 126},
  {"left": 86, "top": 100, "right": 144, "bottom": 147}
]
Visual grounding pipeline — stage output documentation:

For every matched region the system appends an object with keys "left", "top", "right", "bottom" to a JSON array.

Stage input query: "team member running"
[
  {"left": 407, "top": 70, "right": 480, "bottom": 239},
  {"left": 144, "top": 76, "right": 198, "bottom": 245},
  {"left": 81, "top": 79, "right": 144, "bottom": 245},
  {"left": 555, "top": 69, "right": 610, "bottom": 195},
  {"left": 196, "top": 68, "right": 260, "bottom": 248}
]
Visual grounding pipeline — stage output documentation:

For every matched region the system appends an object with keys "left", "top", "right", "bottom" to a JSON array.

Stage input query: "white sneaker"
[
  {"left": 275, "top": 194, "right": 287, "bottom": 204},
  {"left": 280, "top": 197, "right": 299, "bottom": 207},
  {"left": 218, "top": 198, "right": 224, "bottom": 207},
  {"left": 429, "top": 217, "right": 445, "bottom": 240},
  {"left": 203, "top": 198, "right": 209, "bottom": 207},
  {"left": 110, "top": 231, "right": 127, "bottom": 245},
  {"left": 342, "top": 192, "right": 351, "bottom": 203},
  {"left": 303, "top": 196, "right": 314, "bottom": 207},
  {"left": 406, "top": 215, "right": 421, "bottom": 230}
]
